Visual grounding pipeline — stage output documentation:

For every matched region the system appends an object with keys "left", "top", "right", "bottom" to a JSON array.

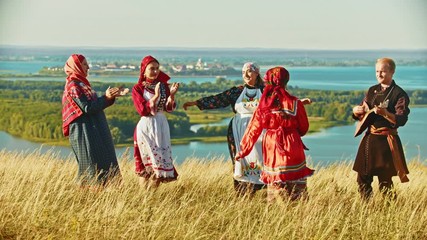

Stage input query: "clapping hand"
[
  {"left": 106, "top": 86, "right": 129, "bottom": 99},
  {"left": 118, "top": 87, "right": 129, "bottom": 96},
  {"left": 106, "top": 86, "right": 119, "bottom": 99},
  {"left": 169, "top": 82, "right": 180, "bottom": 96}
]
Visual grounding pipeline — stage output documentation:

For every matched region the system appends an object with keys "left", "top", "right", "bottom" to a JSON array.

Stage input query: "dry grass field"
[{"left": 0, "top": 149, "right": 426, "bottom": 239}]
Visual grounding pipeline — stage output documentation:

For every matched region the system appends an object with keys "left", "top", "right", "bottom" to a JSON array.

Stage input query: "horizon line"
[{"left": 1, "top": 44, "right": 427, "bottom": 52}]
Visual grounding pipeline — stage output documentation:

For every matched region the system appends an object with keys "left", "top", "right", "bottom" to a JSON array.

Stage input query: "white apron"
[
  {"left": 232, "top": 87, "right": 264, "bottom": 184},
  {"left": 135, "top": 89, "right": 176, "bottom": 178}
]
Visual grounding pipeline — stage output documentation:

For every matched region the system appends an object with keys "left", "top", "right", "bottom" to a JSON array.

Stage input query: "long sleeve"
[
  {"left": 393, "top": 93, "right": 410, "bottom": 127},
  {"left": 72, "top": 94, "right": 114, "bottom": 114},
  {"left": 238, "top": 108, "right": 264, "bottom": 158},
  {"left": 165, "top": 100, "right": 177, "bottom": 112},
  {"left": 164, "top": 86, "right": 177, "bottom": 113},
  {"left": 132, "top": 85, "right": 151, "bottom": 116},
  {"left": 296, "top": 100, "right": 309, "bottom": 136},
  {"left": 196, "top": 86, "right": 243, "bottom": 111}
]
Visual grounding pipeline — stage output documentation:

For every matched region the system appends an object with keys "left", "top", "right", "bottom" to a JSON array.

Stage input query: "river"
[
  {"left": 1, "top": 60, "right": 427, "bottom": 91},
  {"left": 1, "top": 108, "right": 425, "bottom": 166},
  {"left": 1, "top": 61, "right": 426, "bottom": 166}
]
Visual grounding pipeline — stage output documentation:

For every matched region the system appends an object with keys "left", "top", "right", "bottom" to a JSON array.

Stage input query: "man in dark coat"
[{"left": 352, "top": 58, "right": 410, "bottom": 199}]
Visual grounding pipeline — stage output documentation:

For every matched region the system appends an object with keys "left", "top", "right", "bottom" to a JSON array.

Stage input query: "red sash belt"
[{"left": 370, "top": 126, "right": 409, "bottom": 183}]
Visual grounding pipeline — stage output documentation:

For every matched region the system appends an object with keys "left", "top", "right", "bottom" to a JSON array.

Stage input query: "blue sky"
[{"left": 0, "top": 0, "right": 426, "bottom": 50}]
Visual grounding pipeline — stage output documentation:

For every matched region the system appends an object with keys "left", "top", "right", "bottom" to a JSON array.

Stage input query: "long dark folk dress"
[
  {"left": 353, "top": 80, "right": 410, "bottom": 177},
  {"left": 69, "top": 93, "right": 121, "bottom": 185}
]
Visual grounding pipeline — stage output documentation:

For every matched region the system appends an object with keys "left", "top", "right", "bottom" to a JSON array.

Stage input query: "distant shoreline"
[{"left": 2, "top": 45, "right": 427, "bottom": 51}]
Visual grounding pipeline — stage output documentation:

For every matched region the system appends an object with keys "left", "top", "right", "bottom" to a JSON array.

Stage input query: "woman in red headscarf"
[
  {"left": 132, "top": 55, "right": 180, "bottom": 187},
  {"left": 235, "top": 66, "right": 314, "bottom": 201},
  {"left": 62, "top": 54, "right": 122, "bottom": 187},
  {"left": 182, "top": 62, "right": 265, "bottom": 196}
]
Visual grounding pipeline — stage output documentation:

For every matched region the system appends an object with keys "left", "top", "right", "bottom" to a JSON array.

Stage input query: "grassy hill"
[{"left": 0, "top": 150, "right": 426, "bottom": 239}]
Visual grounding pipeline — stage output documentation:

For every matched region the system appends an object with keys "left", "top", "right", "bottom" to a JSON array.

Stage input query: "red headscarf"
[
  {"left": 62, "top": 54, "right": 92, "bottom": 136},
  {"left": 64, "top": 54, "right": 91, "bottom": 87},
  {"left": 263, "top": 66, "right": 289, "bottom": 86},
  {"left": 258, "top": 66, "right": 292, "bottom": 112},
  {"left": 138, "top": 55, "right": 170, "bottom": 84}
]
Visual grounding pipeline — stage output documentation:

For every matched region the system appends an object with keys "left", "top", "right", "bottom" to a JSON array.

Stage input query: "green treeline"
[{"left": 0, "top": 79, "right": 426, "bottom": 145}]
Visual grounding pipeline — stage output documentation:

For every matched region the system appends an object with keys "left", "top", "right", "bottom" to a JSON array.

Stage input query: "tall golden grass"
[{"left": 0, "top": 149, "right": 426, "bottom": 240}]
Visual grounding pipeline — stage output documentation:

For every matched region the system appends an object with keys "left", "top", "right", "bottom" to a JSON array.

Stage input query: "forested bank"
[{"left": 1, "top": 79, "right": 426, "bottom": 145}]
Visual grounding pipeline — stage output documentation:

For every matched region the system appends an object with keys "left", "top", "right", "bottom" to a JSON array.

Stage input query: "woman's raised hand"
[
  {"left": 182, "top": 101, "right": 197, "bottom": 110},
  {"left": 169, "top": 82, "right": 180, "bottom": 96},
  {"left": 106, "top": 86, "right": 120, "bottom": 99},
  {"left": 300, "top": 98, "right": 312, "bottom": 105}
]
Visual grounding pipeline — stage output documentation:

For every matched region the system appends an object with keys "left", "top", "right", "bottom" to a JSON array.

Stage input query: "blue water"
[
  {"left": 0, "top": 60, "right": 65, "bottom": 74},
  {"left": 1, "top": 60, "right": 426, "bottom": 166},
  {"left": 1, "top": 108, "right": 426, "bottom": 166},
  {"left": 1, "top": 60, "right": 426, "bottom": 90},
  {"left": 289, "top": 66, "right": 427, "bottom": 90}
]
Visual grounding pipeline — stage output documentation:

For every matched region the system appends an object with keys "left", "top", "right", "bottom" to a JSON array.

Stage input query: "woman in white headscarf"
[
  {"left": 183, "top": 62, "right": 265, "bottom": 196},
  {"left": 236, "top": 66, "right": 314, "bottom": 202}
]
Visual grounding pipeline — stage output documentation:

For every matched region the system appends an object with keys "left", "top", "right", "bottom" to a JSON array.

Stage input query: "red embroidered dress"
[
  {"left": 238, "top": 67, "right": 314, "bottom": 184},
  {"left": 132, "top": 55, "right": 178, "bottom": 181}
]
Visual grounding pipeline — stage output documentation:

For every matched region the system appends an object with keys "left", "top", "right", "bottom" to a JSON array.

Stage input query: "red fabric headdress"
[
  {"left": 62, "top": 54, "right": 92, "bottom": 136},
  {"left": 138, "top": 55, "right": 170, "bottom": 84},
  {"left": 258, "top": 67, "right": 292, "bottom": 112},
  {"left": 263, "top": 66, "right": 289, "bottom": 86},
  {"left": 64, "top": 54, "right": 91, "bottom": 87}
]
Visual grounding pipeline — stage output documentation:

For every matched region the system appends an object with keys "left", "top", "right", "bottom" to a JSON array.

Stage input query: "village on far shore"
[{"left": 41, "top": 58, "right": 241, "bottom": 77}]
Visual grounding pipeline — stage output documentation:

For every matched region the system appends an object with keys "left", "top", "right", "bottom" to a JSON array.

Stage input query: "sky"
[{"left": 0, "top": 0, "right": 426, "bottom": 50}]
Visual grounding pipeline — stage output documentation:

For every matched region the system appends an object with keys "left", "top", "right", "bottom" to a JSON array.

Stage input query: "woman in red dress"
[
  {"left": 236, "top": 66, "right": 314, "bottom": 201},
  {"left": 132, "top": 55, "right": 180, "bottom": 188}
]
